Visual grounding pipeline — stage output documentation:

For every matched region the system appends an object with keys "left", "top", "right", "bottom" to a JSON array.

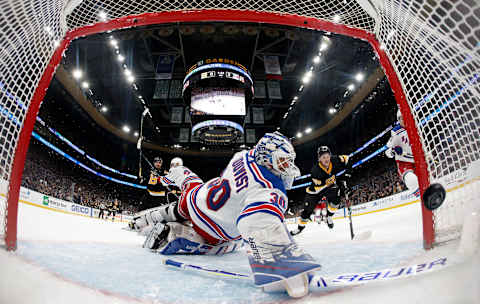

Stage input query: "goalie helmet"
[
  {"left": 170, "top": 157, "right": 183, "bottom": 168},
  {"left": 254, "top": 132, "right": 300, "bottom": 189}
]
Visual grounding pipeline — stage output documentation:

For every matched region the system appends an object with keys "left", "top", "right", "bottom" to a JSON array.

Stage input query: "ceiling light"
[
  {"left": 320, "top": 42, "right": 329, "bottom": 51},
  {"left": 127, "top": 75, "right": 135, "bottom": 83},
  {"left": 329, "top": 108, "right": 337, "bottom": 114},
  {"left": 201, "top": 146, "right": 206, "bottom": 151},
  {"left": 117, "top": 54, "right": 125, "bottom": 62},
  {"left": 302, "top": 75, "right": 311, "bottom": 85},
  {"left": 124, "top": 69, "right": 132, "bottom": 76},
  {"left": 313, "top": 56, "right": 320, "bottom": 64},
  {"left": 101, "top": 106, "right": 108, "bottom": 113},
  {"left": 134, "top": 131, "right": 139, "bottom": 137},
  {"left": 333, "top": 15, "right": 341, "bottom": 23},
  {"left": 305, "top": 128, "right": 312, "bottom": 134},
  {"left": 348, "top": 84, "right": 355, "bottom": 90},
  {"left": 296, "top": 132, "right": 303, "bottom": 138},
  {"left": 355, "top": 73, "right": 364, "bottom": 82},
  {"left": 293, "top": 96, "right": 298, "bottom": 100},
  {"left": 122, "top": 125, "right": 130, "bottom": 133},
  {"left": 72, "top": 69, "right": 82, "bottom": 79},
  {"left": 298, "top": 85, "right": 304, "bottom": 92},
  {"left": 81, "top": 81, "right": 89, "bottom": 88},
  {"left": 109, "top": 39, "right": 118, "bottom": 47}
]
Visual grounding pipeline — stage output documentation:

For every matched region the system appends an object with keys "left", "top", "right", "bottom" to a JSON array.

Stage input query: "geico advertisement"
[{"left": 70, "top": 203, "right": 91, "bottom": 216}]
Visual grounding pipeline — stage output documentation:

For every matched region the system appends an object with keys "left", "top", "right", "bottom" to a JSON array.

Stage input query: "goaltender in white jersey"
[{"left": 134, "top": 132, "right": 321, "bottom": 298}]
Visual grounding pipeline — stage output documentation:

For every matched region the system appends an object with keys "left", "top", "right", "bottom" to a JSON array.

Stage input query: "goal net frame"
[{"left": 2, "top": 1, "right": 478, "bottom": 251}]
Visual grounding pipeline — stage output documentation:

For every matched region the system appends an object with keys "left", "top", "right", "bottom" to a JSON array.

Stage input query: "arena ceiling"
[{"left": 37, "top": 21, "right": 397, "bottom": 174}]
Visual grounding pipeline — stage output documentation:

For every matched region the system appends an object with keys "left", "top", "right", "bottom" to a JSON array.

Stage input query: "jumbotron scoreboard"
[{"left": 183, "top": 58, "right": 254, "bottom": 145}]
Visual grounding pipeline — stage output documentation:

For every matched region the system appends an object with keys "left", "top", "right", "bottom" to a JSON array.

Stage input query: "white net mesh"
[
  {"left": 0, "top": 0, "right": 478, "bottom": 248},
  {"left": 0, "top": 0, "right": 68, "bottom": 246},
  {"left": 376, "top": 0, "right": 480, "bottom": 245}
]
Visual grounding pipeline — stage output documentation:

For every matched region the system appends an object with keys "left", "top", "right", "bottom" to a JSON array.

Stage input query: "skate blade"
[{"left": 283, "top": 273, "right": 309, "bottom": 298}]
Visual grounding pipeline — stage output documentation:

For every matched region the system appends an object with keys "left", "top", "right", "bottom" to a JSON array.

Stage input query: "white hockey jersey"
[
  {"left": 387, "top": 125, "right": 414, "bottom": 163},
  {"left": 185, "top": 150, "right": 288, "bottom": 243}
]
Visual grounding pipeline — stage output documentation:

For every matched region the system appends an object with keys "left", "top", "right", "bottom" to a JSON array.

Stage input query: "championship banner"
[
  {"left": 155, "top": 55, "right": 175, "bottom": 80},
  {"left": 263, "top": 55, "right": 282, "bottom": 80},
  {"left": 170, "top": 107, "right": 183, "bottom": 123},
  {"left": 169, "top": 79, "right": 183, "bottom": 99},
  {"left": 179, "top": 128, "right": 190, "bottom": 143},
  {"left": 237, "top": 132, "right": 245, "bottom": 144},
  {"left": 254, "top": 81, "right": 266, "bottom": 98},
  {"left": 267, "top": 80, "right": 282, "bottom": 99},
  {"left": 153, "top": 80, "right": 169, "bottom": 99},
  {"left": 246, "top": 129, "right": 256, "bottom": 143},
  {"left": 184, "top": 106, "right": 191, "bottom": 123},
  {"left": 251, "top": 107, "right": 264, "bottom": 124},
  {"left": 244, "top": 107, "right": 251, "bottom": 124}
]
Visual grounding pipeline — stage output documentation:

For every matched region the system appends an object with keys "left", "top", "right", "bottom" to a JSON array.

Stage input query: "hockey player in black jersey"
[
  {"left": 138, "top": 156, "right": 171, "bottom": 211},
  {"left": 290, "top": 146, "right": 350, "bottom": 235}
]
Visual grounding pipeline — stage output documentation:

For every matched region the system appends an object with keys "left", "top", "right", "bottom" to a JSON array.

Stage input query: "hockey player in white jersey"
[
  {"left": 170, "top": 157, "right": 183, "bottom": 169},
  {"left": 385, "top": 110, "right": 420, "bottom": 197},
  {"left": 142, "top": 132, "right": 321, "bottom": 298}
]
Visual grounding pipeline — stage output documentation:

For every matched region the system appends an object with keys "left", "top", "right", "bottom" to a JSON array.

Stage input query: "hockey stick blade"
[{"left": 162, "top": 256, "right": 450, "bottom": 291}]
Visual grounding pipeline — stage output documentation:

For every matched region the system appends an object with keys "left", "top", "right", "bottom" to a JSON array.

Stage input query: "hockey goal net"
[{"left": 0, "top": 1, "right": 479, "bottom": 250}]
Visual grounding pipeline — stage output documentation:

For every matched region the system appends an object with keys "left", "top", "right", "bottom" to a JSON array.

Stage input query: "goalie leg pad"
[
  {"left": 145, "top": 222, "right": 241, "bottom": 255},
  {"left": 132, "top": 203, "right": 180, "bottom": 231}
]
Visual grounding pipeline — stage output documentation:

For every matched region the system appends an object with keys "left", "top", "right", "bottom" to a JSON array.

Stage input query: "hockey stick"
[
  {"left": 161, "top": 256, "right": 450, "bottom": 290},
  {"left": 341, "top": 180, "right": 355, "bottom": 240},
  {"left": 137, "top": 109, "right": 148, "bottom": 178}
]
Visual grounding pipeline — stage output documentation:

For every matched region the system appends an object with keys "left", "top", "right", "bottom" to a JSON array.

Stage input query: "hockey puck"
[{"left": 422, "top": 183, "right": 446, "bottom": 211}]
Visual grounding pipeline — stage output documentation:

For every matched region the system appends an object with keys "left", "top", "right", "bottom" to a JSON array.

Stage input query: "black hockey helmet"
[
  {"left": 317, "top": 146, "right": 331, "bottom": 157},
  {"left": 153, "top": 156, "right": 163, "bottom": 163}
]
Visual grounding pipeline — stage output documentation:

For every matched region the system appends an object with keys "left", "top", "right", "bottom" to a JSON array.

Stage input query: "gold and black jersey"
[
  {"left": 306, "top": 155, "right": 349, "bottom": 194},
  {"left": 142, "top": 170, "right": 168, "bottom": 197}
]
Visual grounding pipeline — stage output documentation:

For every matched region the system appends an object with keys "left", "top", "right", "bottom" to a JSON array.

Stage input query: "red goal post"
[{"left": 1, "top": 1, "right": 478, "bottom": 251}]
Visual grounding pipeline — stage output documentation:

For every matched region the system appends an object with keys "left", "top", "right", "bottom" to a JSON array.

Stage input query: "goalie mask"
[{"left": 254, "top": 132, "right": 300, "bottom": 190}]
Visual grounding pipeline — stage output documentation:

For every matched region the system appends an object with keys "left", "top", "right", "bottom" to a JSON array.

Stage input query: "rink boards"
[{"left": 0, "top": 180, "right": 133, "bottom": 222}]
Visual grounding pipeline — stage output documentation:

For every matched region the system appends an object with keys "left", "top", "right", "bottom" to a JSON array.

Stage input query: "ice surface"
[{"left": 0, "top": 197, "right": 478, "bottom": 303}]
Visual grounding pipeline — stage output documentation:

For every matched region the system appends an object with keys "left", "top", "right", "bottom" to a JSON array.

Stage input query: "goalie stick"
[{"left": 161, "top": 256, "right": 449, "bottom": 290}]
